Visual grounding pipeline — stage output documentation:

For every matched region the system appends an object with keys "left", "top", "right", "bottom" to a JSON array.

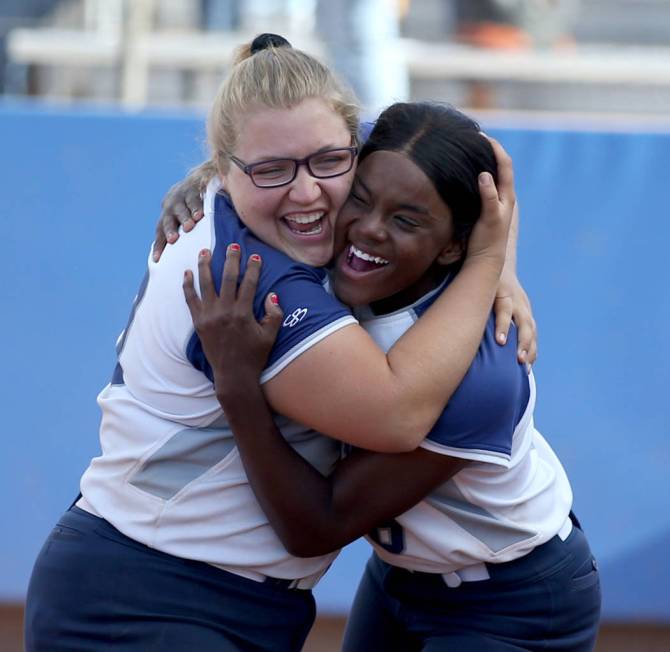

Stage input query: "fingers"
[
  {"left": 482, "top": 134, "right": 515, "bottom": 209},
  {"left": 516, "top": 315, "right": 538, "bottom": 365},
  {"left": 152, "top": 229, "right": 168, "bottom": 263},
  {"left": 478, "top": 171, "right": 501, "bottom": 222},
  {"left": 197, "top": 248, "right": 218, "bottom": 303},
  {"left": 261, "top": 292, "right": 284, "bottom": 340},
  {"left": 237, "top": 253, "right": 262, "bottom": 309},
  {"left": 219, "top": 244, "right": 241, "bottom": 309},
  {"left": 182, "top": 269, "right": 200, "bottom": 318},
  {"left": 183, "top": 187, "right": 205, "bottom": 232},
  {"left": 493, "top": 295, "right": 513, "bottom": 345},
  {"left": 168, "top": 199, "right": 194, "bottom": 236}
]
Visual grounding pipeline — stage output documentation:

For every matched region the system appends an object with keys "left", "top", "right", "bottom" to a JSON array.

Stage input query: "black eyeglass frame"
[{"left": 228, "top": 146, "right": 358, "bottom": 188}]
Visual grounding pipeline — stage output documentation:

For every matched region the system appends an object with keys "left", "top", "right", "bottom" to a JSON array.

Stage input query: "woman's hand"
[
  {"left": 153, "top": 160, "right": 218, "bottom": 262},
  {"left": 153, "top": 179, "right": 204, "bottom": 262},
  {"left": 182, "top": 245, "right": 284, "bottom": 395},
  {"left": 464, "top": 136, "right": 515, "bottom": 275},
  {"left": 493, "top": 271, "right": 537, "bottom": 365}
]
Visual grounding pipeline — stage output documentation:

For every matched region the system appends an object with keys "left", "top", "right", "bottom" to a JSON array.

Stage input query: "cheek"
[
  {"left": 331, "top": 173, "right": 356, "bottom": 213},
  {"left": 335, "top": 203, "right": 358, "bottom": 237},
  {"left": 233, "top": 189, "right": 281, "bottom": 227}
]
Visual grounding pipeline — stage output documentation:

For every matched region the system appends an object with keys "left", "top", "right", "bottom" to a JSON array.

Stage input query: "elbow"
[
  {"left": 363, "top": 408, "right": 435, "bottom": 454},
  {"left": 284, "top": 539, "right": 333, "bottom": 559},
  {"left": 280, "top": 531, "right": 337, "bottom": 559}
]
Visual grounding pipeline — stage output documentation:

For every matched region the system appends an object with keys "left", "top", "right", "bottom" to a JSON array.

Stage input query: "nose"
[
  {"left": 288, "top": 166, "right": 322, "bottom": 204},
  {"left": 353, "top": 211, "right": 387, "bottom": 244}
]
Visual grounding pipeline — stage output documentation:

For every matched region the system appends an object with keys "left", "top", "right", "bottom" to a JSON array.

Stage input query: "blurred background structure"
[
  {"left": 1, "top": 2, "right": 670, "bottom": 651},
  {"left": 3, "top": 0, "right": 670, "bottom": 117}
]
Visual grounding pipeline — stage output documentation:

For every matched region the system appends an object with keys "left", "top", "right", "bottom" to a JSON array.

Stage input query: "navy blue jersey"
[{"left": 186, "top": 190, "right": 355, "bottom": 383}]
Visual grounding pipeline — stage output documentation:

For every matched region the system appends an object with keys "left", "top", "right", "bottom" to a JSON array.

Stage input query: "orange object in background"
[{"left": 457, "top": 21, "right": 532, "bottom": 50}]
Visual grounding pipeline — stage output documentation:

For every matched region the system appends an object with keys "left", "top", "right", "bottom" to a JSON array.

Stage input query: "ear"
[{"left": 436, "top": 240, "right": 464, "bottom": 266}]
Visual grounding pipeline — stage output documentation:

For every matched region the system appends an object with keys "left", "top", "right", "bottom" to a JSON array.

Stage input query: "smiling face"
[
  {"left": 332, "top": 150, "right": 462, "bottom": 312},
  {"left": 221, "top": 97, "right": 355, "bottom": 267}
]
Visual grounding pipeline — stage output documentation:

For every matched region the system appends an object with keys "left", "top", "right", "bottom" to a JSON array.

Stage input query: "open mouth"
[
  {"left": 346, "top": 244, "right": 389, "bottom": 272},
  {"left": 284, "top": 212, "right": 325, "bottom": 236}
]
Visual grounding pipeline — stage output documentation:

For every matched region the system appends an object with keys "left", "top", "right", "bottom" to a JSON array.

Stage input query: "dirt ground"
[{"left": 4, "top": 604, "right": 669, "bottom": 651}]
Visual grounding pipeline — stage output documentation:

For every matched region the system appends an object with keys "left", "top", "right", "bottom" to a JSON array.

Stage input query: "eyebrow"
[{"left": 356, "top": 176, "right": 433, "bottom": 217}]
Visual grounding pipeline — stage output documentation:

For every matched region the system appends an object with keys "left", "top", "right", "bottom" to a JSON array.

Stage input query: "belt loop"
[{"left": 441, "top": 572, "right": 462, "bottom": 588}]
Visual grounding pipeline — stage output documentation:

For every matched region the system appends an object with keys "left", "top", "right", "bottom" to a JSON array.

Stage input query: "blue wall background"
[{"left": 1, "top": 103, "right": 668, "bottom": 621}]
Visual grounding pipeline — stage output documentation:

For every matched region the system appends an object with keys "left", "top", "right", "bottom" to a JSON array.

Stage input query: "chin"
[
  {"left": 333, "top": 282, "right": 370, "bottom": 308},
  {"left": 295, "top": 247, "right": 334, "bottom": 268}
]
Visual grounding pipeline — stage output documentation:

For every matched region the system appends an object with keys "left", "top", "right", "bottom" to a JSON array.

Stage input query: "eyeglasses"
[{"left": 229, "top": 146, "right": 358, "bottom": 188}]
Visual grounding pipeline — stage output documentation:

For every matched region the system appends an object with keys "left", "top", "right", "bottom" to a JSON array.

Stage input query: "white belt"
[
  {"left": 441, "top": 563, "right": 491, "bottom": 588},
  {"left": 216, "top": 564, "right": 326, "bottom": 590}
]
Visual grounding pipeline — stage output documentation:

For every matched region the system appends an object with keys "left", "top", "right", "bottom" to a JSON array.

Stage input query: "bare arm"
[
  {"left": 264, "top": 141, "right": 513, "bottom": 451},
  {"left": 230, "top": 385, "right": 466, "bottom": 557},
  {"left": 156, "top": 159, "right": 537, "bottom": 366},
  {"left": 184, "top": 252, "right": 469, "bottom": 557},
  {"left": 183, "top": 140, "right": 512, "bottom": 452},
  {"left": 188, "top": 161, "right": 508, "bottom": 452}
]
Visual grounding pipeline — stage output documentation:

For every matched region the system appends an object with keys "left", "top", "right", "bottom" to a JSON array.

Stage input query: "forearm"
[
  {"left": 216, "top": 375, "right": 341, "bottom": 556},
  {"left": 219, "top": 372, "right": 470, "bottom": 557},
  {"left": 218, "top": 374, "right": 468, "bottom": 557},
  {"left": 266, "top": 257, "right": 503, "bottom": 454},
  {"left": 386, "top": 257, "right": 502, "bottom": 440}
]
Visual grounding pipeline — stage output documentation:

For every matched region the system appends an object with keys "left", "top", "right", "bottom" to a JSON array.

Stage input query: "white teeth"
[
  {"left": 285, "top": 212, "right": 324, "bottom": 224},
  {"left": 350, "top": 245, "right": 389, "bottom": 266}
]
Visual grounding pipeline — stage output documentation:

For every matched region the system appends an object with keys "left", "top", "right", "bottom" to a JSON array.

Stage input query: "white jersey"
[
  {"left": 79, "top": 178, "right": 357, "bottom": 580},
  {"left": 355, "top": 279, "right": 573, "bottom": 573}
]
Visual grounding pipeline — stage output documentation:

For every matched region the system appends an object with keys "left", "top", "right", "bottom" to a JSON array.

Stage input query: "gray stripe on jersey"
[
  {"left": 130, "top": 426, "right": 236, "bottom": 499},
  {"left": 427, "top": 483, "right": 535, "bottom": 552}
]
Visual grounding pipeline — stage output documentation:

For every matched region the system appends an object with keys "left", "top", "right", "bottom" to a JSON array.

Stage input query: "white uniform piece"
[
  {"left": 355, "top": 279, "right": 573, "bottom": 574},
  {"left": 79, "top": 178, "right": 357, "bottom": 582}
]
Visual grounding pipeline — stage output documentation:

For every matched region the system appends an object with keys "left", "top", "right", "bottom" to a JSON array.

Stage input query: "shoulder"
[
  {"left": 424, "top": 311, "right": 531, "bottom": 466},
  {"left": 209, "top": 190, "right": 329, "bottom": 292}
]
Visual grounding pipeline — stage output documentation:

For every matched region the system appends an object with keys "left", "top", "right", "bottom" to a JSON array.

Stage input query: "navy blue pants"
[
  {"left": 25, "top": 506, "right": 316, "bottom": 652},
  {"left": 342, "top": 524, "right": 601, "bottom": 652}
]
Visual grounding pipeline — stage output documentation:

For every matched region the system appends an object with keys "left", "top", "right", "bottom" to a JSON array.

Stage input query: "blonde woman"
[{"left": 26, "top": 35, "right": 523, "bottom": 652}]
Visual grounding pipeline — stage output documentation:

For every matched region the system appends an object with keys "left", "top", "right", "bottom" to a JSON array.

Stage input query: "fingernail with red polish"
[
  {"left": 229, "top": 243, "right": 240, "bottom": 252},
  {"left": 270, "top": 293, "right": 279, "bottom": 305},
  {"left": 199, "top": 248, "right": 208, "bottom": 258},
  {"left": 250, "top": 254, "right": 261, "bottom": 262}
]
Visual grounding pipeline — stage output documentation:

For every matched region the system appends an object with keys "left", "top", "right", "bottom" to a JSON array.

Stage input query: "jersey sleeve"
[
  {"left": 419, "top": 316, "right": 531, "bottom": 467},
  {"left": 185, "top": 190, "right": 357, "bottom": 385},
  {"left": 255, "top": 266, "right": 356, "bottom": 383}
]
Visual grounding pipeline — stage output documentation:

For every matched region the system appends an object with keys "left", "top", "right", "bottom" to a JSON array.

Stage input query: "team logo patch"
[{"left": 283, "top": 308, "right": 308, "bottom": 328}]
